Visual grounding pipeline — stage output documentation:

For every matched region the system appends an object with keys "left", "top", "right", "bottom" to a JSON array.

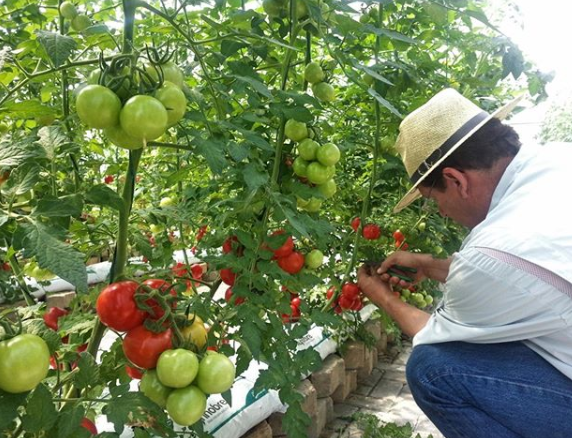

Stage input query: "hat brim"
[{"left": 393, "top": 94, "right": 524, "bottom": 213}]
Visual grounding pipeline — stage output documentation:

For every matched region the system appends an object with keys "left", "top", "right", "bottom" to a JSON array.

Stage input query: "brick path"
[{"left": 320, "top": 340, "right": 444, "bottom": 438}]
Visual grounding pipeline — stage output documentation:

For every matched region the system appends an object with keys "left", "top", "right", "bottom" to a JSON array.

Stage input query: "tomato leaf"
[
  {"left": 243, "top": 162, "right": 268, "bottom": 191},
  {"left": 85, "top": 184, "right": 125, "bottom": 211},
  {"left": 0, "top": 100, "right": 57, "bottom": 119},
  {"left": 20, "top": 384, "right": 57, "bottom": 433},
  {"left": 54, "top": 404, "right": 87, "bottom": 438},
  {"left": 0, "top": 390, "right": 27, "bottom": 431},
  {"left": 35, "top": 31, "right": 77, "bottom": 68},
  {"left": 13, "top": 221, "right": 88, "bottom": 293},
  {"left": 37, "top": 126, "right": 69, "bottom": 160},
  {"left": 74, "top": 352, "right": 100, "bottom": 389},
  {"left": 194, "top": 138, "right": 227, "bottom": 174},
  {"left": 0, "top": 137, "right": 47, "bottom": 168},
  {"left": 32, "top": 194, "right": 83, "bottom": 218},
  {"left": 2, "top": 162, "right": 41, "bottom": 196},
  {"left": 367, "top": 88, "right": 403, "bottom": 118}
]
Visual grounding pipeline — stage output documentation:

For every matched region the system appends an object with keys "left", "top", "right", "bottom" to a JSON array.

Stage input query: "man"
[{"left": 357, "top": 88, "right": 572, "bottom": 438}]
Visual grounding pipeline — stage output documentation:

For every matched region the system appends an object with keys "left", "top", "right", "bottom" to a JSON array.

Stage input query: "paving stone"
[
  {"left": 344, "top": 393, "right": 397, "bottom": 412},
  {"left": 358, "top": 365, "right": 383, "bottom": 388},
  {"left": 311, "top": 355, "right": 345, "bottom": 398},
  {"left": 382, "top": 369, "right": 408, "bottom": 384},
  {"left": 333, "top": 402, "right": 360, "bottom": 418},
  {"left": 353, "top": 383, "right": 372, "bottom": 397},
  {"left": 370, "top": 378, "right": 404, "bottom": 401},
  {"left": 241, "top": 420, "right": 272, "bottom": 438},
  {"left": 375, "top": 361, "right": 406, "bottom": 373},
  {"left": 340, "top": 341, "right": 365, "bottom": 370}
]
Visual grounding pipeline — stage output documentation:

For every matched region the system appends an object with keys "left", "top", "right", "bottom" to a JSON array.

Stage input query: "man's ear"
[{"left": 442, "top": 167, "right": 469, "bottom": 198}]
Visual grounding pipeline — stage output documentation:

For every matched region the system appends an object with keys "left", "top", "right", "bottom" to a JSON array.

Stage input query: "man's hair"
[{"left": 419, "top": 118, "right": 521, "bottom": 190}]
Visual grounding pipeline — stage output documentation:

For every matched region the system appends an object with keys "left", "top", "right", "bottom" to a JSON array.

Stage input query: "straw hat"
[{"left": 393, "top": 88, "right": 524, "bottom": 213}]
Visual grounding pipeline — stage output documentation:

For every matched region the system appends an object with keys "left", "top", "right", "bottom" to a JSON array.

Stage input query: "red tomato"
[
  {"left": 220, "top": 268, "right": 236, "bottom": 286},
  {"left": 362, "top": 224, "right": 381, "bottom": 240},
  {"left": 224, "top": 287, "right": 245, "bottom": 305},
  {"left": 277, "top": 252, "right": 305, "bottom": 274},
  {"left": 282, "top": 304, "right": 301, "bottom": 323},
  {"left": 190, "top": 264, "right": 203, "bottom": 279},
  {"left": 338, "top": 294, "right": 355, "bottom": 310},
  {"left": 269, "top": 230, "right": 294, "bottom": 259},
  {"left": 326, "top": 286, "right": 336, "bottom": 301},
  {"left": 123, "top": 325, "right": 173, "bottom": 369},
  {"left": 341, "top": 282, "right": 360, "bottom": 299},
  {"left": 351, "top": 217, "right": 361, "bottom": 232},
  {"left": 290, "top": 296, "right": 301, "bottom": 308},
  {"left": 104, "top": 175, "right": 114, "bottom": 184},
  {"left": 172, "top": 262, "right": 188, "bottom": 278},
  {"left": 222, "top": 235, "right": 243, "bottom": 255},
  {"left": 393, "top": 229, "right": 405, "bottom": 242},
  {"left": 142, "top": 279, "right": 176, "bottom": 319},
  {"left": 400, "top": 243, "right": 409, "bottom": 251},
  {"left": 96, "top": 281, "right": 147, "bottom": 332},
  {"left": 43, "top": 307, "right": 69, "bottom": 331},
  {"left": 125, "top": 364, "right": 143, "bottom": 380},
  {"left": 81, "top": 418, "right": 97, "bottom": 435},
  {"left": 350, "top": 297, "right": 363, "bottom": 311}
]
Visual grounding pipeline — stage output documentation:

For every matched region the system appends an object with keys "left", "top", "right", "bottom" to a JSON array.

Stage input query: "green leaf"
[
  {"left": 37, "top": 125, "right": 69, "bottom": 160},
  {"left": 243, "top": 162, "right": 269, "bottom": 190},
  {"left": 33, "top": 194, "right": 83, "bottom": 218},
  {"left": 14, "top": 221, "right": 88, "bottom": 293},
  {"left": 195, "top": 137, "right": 227, "bottom": 174},
  {"left": 363, "top": 25, "right": 418, "bottom": 45},
  {"left": 0, "top": 390, "right": 27, "bottom": 431},
  {"left": 21, "top": 384, "right": 57, "bottom": 433},
  {"left": 0, "top": 99, "right": 57, "bottom": 119},
  {"left": 85, "top": 185, "right": 125, "bottom": 211},
  {"left": 35, "top": 30, "right": 76, "bottom": 68},
  {"left": 367, "top": 88, "right": 403, "bottom": 118},
  {"left": 74, "top": 352, "right": 100, "bottom": 389},
  {"left": 0, "top": 137, "right": 48, "bottom": 168},
  {"left": 55, "top": 404, "right": 87, "bottom": 438},
  {"left": 221, "top": 40, "right": 248, "bottom": 57},
  {"left": 2, "top": 162, "right": 41, "bottom": 196},
  {"left": 502, "top": 45, "right": 524, "bottom": 80},
  {"left": 232, "top": 75, "right": 272, "bottom": 98}
]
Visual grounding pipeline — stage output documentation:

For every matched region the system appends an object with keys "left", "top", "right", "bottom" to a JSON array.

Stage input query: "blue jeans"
[{"left": 406, "top": 341, "right": 572, "bottom": 438}]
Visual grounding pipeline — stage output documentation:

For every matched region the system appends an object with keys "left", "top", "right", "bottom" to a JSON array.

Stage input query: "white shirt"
[{"left": 414, "top": 142, "right": 572, "bottom": 380}]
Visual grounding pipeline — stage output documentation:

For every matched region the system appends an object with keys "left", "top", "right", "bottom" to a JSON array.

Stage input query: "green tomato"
[
  {"left": 149, "top": 224, "right": 163, "bottom": 234},
  {"left": 262, "top": 0, "right": 286, "bottom": 17},
  {"left": 120, "top": 95, "right": 168, "bottom": 141},
  {"left": 59, "top": 1, "right": 78, "bottom": 19},
  {"left": 104, "top": 125, "right": 144, "bottom": 150},
  {"left": 303, "top": 197, "right": 322, "bottom": 212},
  {"left": 304, "top": 62, "right": 325, "bottom": 84},
  {"left": 75, "top": 85, "right": 121, "bottom": 129},
  {"left": 296, "top": 0, "right": 308, "bottom": 18},
  {"left": 325, "top": 164, "right": 336, "bottom": 179},
  {"left": 317, "top": 178, "right": 337, "bottom": 198},
  {"left": 312, "top": 82, "right": 336, "bottom": 102},
  {"left": 159, "top": 197, "right": 175, "bottom": 208},
  {"left": 417, "top": 222, "right": 427, "bottom": 232},
  {"left": 297, "top": 138, "right": 319, "bottom": 161},
  {"left": 196, "top": 352, "right": 236, "bottom": 394},
  {"left": 0, "top": 334, "right": 50, "bottom": 393},
  {"left": 0, "top": 122, "right": 9, "bottom": 133},
  {"left": 31, "top": 266, "right": 55, "bottom": 281},
  {"left": 71, "top": 15, "right": 91, "bottom": 32},
  {"left": 166, "top": 385, "right": 207, "bottom": 426},
  {"left": 87, "top": 70, "right": 101, "bottom": 85},
  {"left": 284, "top": 119, "right": 308, "bottom": 142},
  {"left": 145, "top": 62, "right": 184, "bottom": 89},
  {"left": 156, "top": 349, "right": 199, "bottom": 389},
  {"left": 140, "top": 369, "right": 172, "bottom": 408},
  {"left": 305, "top": 249, "right": 324, "bottom": 269},
  {"left": 316, "top": 143, "right": 340, "bottom": 166},
  {"left": 292, "top": 157, "right": 309, "bottom": 177},
  {"left": 306, "top": 162, "right": 330, "bottom": 185},
  {"left": 425, "top": 295, "right": 434, "bottom": 305},
  {"left": 154, "top": 81, "right": 186, "bottom": 127}
]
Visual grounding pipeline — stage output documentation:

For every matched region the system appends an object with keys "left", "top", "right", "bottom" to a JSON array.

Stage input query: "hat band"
[{"left": 410, "top": 111, "right": 489, "bottom": 184}]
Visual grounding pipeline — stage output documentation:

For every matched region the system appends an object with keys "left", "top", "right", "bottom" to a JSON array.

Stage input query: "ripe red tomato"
[
  {"left": 277, "top": 251, "right": 305, "bottom": 274},
  {"left": 326, "top": 286, "right": 336, "bottom": 301},
  {"left": 123, "top": 325, "right": 173, "bottom": 369},
  {"left": 393, "top": 229, "right": 405, "bottom": 242},
  {"left": 96, "top": 281, "right": 147, "bottom": 332},
  {"left": 338, "top": 294, "right": 356, "bottom": 310},
  {"left": 125, "top": 364, "right": 143, "bottom": 380},
  {"left": 81, "top": 418, "right": 97, "bottom": 435},
  {"left": 220, "top": 268, "right": 236, "bottom": 286},
  {"left": 351, "top": 217, "right": 361, "bottom": 232},
  {"left": 224, "top": 287, "right": 245, "bottom": 305},
  {"left": 142, "top": 279, "right": 177, "bottom": 319},
  {"left": 362, "top": 224, "right": 381, "bottom": 240},
  {"left": 341, "top": 283, "right": 360, "bottom": 300},
  {"left": 291, "top": 296, "right": 301, "bottom": 308},
  {"left": 104, "top": 175, "right": 114, "bottom": 184},
  {"left": 269, "top": 230, "right": 294, "bottom": 259},
  {"left": 43, "top": 306, "right": 69, "bottom": 331}
]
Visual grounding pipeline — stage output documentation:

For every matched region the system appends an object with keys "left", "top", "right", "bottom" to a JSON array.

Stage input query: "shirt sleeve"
[{"left": 413, "top": 248, "right": 571, "bottom": 347}]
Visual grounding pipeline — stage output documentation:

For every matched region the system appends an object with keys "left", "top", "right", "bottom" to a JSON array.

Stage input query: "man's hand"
[
  {"left": 357, "top": 264, "right": 396, "bottom": 308},
  {"left": 378, "top": 252, "right": 452, "bottom": 284}
]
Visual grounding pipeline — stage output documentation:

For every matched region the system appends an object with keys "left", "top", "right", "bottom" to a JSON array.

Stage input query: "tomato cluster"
[
  {"left": 75, "top": 60, "right": 186, "bottom": 149},
  {"left": 393, "top": 229, "right": 409, "bottom": 250},
  {"left": 288, "top": 119, "right": 340, "bottom": 213},
  {"left": 141, "top": 350, "right": 235, "bottom": 426},
  {"left": 304, "top": 62, "right": 336, "bottom": 103},
  {"left": 282, "top": 288, "right": 302, "bottom": 323},
  {"left": 350, "top": 217, "right": 381, "bottom": 240},
  {"left": 327, "top": 282, "right": 364, "bottom": 313}
]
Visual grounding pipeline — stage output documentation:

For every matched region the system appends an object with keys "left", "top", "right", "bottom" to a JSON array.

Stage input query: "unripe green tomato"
[
  {"left": 159, "top": 197, "right": 176, "bottom": 208},
  {"left": 292, "top": 157, "right": 309, "bottom": 177},
  {"left": 304, "top": 62, "right": 325, "bottom": 84},
  {"left": 149, "top": 224, "right": 163, "bottom": 234},
  {"left": 312, "top": 82, "right": 335, "bottom": 102},
  {"left": 104, "top": 125, "right": 144, "bottom": 150},
  {"left": 71, "top": 15, "right": 91, "bottom": 32},
  {"left": 120, "top": 95, "right": 168, "bottom": 141},
  {"left": 87, "top": 70, "right": 101, "bottom": 85},
  {"left": 317, "top": 178, "right": 337, "bottom": 198},
  {"left": 154, "top": 81, "right": 186, "bottom": 127},
  {"left": 262, "top": 0, "right": 286, "bottom": 17},
  {"left": 306, "top": 162, "right": 330, "bottom": 185},
  {"left": 76, "top": 84, "right": 121, "bottom": 129},
  {"left": 296, "top": 0, "right": 309, "bottom": 18},
  {"left": 0, "top": 122, "right": 9, "bottom": 133},
  {"left": 325, "top": 165, "right": 336, "bottom": 179},
  {"left": 363, "top": 73, "right": 374, "bottom": 87},
  {"left": 297, "top": 138, "right": 319, "bottom": 161},
  {"left": 316, "top": 142, "right": 340, "bottom": 166},
  {"left": 166, "top": 385, "right": 207, "bottom": 426},
  {"left": 140, "top": 370, "right": 172, "bottom": 408},
  {"left": 35, "top": 114, "right": 56, "bottom": 127},
  {"left": 145, "top": 62, "right": 184, "bottom": 89},
  {"left": 359, "top": 13, "right": 370, "bottom": 23},
  {"left": 156, "top": 349, "right": 199, "bottom": 389},
  {"left": 305, "top": 249, "right": 324, "bottom": 269},
  {"left": 59, "top": 1, "right": 78, "bottom": 19},
  {"left": 425, "top": 295, "right": 434, "bottom": 305},
  {"left": 0, "top": 334, "right": 50, "bottom": 393},
  {"left": 284, "top": 119, "right": 308, "bottom": 142},
  {"left": 303, "top": 197, "right": 322, "bottom": 212},
  {"left": 417, "top": 222, "right": 427, "bottom": 231}
]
